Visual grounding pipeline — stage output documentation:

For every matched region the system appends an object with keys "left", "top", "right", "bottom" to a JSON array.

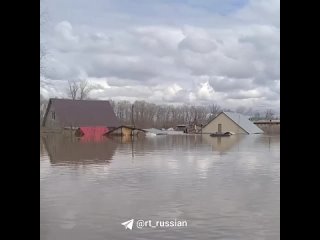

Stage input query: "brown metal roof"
[{"left": 44, "top": 98, "right": 120, "bottom": 127}]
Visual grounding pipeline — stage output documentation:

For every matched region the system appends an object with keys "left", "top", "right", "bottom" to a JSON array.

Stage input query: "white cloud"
[
  {"left": 196, "top": 82, "right": 214, "bottom": 100},
  {"left": 41, "top": 0, "right": 280, "bottom": 112}
]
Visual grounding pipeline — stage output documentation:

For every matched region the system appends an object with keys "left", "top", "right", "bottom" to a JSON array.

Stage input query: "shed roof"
[
  {"left": 43, "top": 98, "right": 120, "bottom": 127},
  {"left": 104, "top": 125, "right": 147, "bottom": 135}
]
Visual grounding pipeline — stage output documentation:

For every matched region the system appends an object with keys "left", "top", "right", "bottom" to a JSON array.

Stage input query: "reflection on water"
[
  {"left": 42, "top": 134, "right": 117, "bottom": 165},
  {"left": 201, "top": 134, "right": 245, "bottom": 153},
  {"left": 40, "top": 134, "right": 280, "bottom": 240}
]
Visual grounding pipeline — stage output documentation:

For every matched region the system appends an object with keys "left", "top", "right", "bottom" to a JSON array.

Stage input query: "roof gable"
[
  {"left": 223, "top": 112, "right": 264, "bottom": 134},
  {"left": 43, "top": 98, "right": 120, "bottom": 127}
]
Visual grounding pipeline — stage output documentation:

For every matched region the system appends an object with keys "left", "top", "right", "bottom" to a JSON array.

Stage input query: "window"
[{"left": 51, "top": 111, "right": 55, "bottom": 120}]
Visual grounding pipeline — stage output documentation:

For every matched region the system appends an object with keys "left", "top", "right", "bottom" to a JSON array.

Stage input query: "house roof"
[
  {"left": 43, "top": 98, "right": 120, "bottom": 127},
  {"left": 204, "top": 111, "right": 264, "bottom": 134},
  {"left": 223, "top": 112, "right": 264, "bottom": 134}
]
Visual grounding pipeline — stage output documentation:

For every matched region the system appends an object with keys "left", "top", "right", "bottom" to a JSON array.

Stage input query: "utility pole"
[
  {"left": 131, "top": 104, "right": 135, "bottom": 159},
  {"left": 131, "top": 104, "right": 135, "bottom": 128}
]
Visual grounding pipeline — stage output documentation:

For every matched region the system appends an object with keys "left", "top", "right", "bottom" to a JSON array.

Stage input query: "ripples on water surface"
[{"left": 40, "top": 134, "right": 280, "bottom": 240}]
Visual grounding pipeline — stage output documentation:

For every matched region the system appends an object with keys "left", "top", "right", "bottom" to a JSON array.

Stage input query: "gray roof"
[
  {"left": 43, "top": 98, "right": 120, "bottom": 128},
  {"left": 223, "top": 112, "right": 264, "bottom": 134}
]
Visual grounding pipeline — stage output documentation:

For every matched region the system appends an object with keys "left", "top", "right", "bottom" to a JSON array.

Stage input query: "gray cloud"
[
  {"left": 41, "top": 0, "right": 280, "bottom": 112},
  {"left": 208, "top": 77, "right": 254, "bottom": 92},
  {"left": 178, "top": 36, "right": 217, "bottom": 53}
]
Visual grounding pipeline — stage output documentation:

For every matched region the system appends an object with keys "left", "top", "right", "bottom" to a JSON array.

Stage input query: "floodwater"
[{"left": 40, "top": 134, "right": 280, "bottom": 240}]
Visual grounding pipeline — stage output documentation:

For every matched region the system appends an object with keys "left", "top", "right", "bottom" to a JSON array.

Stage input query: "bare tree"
[
  {"left": 206, "top": 104, "right": 222, "bottom": 123},
  {"left": 253, "top": 111, "right": 261, "bottom": 120},
  {"left": 68, "top": 80, "right": 79, "bottom": 100},
  {"left": 40, "top": 1, "right": 47, "bottom": 76},
  {"left": 79, "top": 80, "right": 93, "bottom": 100},
  {"left": 209, "top": 104, "right": 222, "bottom": 115},
  {"left": 40, "top": 94, "right": 48, "bottom": 124},
  {"left": 66, "top": 80, "right": 94, "bottom": 100},
  {"left": 265, "top": 109, "right": 275, "bottom": 120},
  {"left": 110, "top": 100, "right": 222, "bottom": 129}
]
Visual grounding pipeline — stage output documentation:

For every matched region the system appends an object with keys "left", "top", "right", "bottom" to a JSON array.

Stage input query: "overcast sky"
[{"left": 40, "top": 0, "right": 279, "bottom": 113}]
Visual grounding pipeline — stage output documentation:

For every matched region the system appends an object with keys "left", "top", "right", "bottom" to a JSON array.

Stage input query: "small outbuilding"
[{"left": 104, "top": 126, "right": 146, "bottom": 137}]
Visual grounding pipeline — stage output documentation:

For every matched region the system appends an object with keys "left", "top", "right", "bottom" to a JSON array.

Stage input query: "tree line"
[
  {"left": 109, "top": 100, "right": 223, "bottom": 129},
  {"left": 40, "top": 80, "right": 278, "bottom": 128}
]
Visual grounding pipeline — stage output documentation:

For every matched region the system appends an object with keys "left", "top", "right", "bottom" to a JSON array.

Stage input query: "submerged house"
[
  {"left": 104, "top": 125, "right": 146, "bottom": 137},
  {"left": 41, "top": 98, "right": 120, "bottom": 134},
  {"left": 202, "top": 112, "right": 263, "bottom": 134},
  {"left": 175, "top": 125, "right": 188, "bottom": 132}
]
